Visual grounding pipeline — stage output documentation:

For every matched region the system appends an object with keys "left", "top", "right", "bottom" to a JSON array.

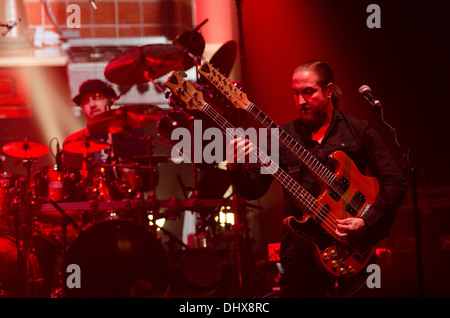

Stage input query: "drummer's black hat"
[{"left": 72, "top": 79, "right": 117, "bottom": 105}]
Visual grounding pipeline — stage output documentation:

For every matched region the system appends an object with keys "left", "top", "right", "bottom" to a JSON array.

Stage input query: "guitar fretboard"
[
  {"left": 200, "top": 103, "right": 319, "bottom": 215},
  {"left": 246, "top": 102, "right": 336, "bottom": 186}
]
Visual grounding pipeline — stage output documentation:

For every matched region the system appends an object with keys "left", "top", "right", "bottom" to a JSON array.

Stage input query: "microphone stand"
[
  {"left": 14, "top": 157, "right": 36, "bottom": 297},
  {"left": 403, "top": 149, "right": 425, "bottom": 297},
  {"left": 366, "top": 96, "right": 425, "bottom": 297},
  {"left": 367, "top": 99, "right": 400, "bottom": 148}
]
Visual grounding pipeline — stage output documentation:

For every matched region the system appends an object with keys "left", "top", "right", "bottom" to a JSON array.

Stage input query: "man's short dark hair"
[{"left": 295, "top": 60, "right": 340, "bottom": 107}]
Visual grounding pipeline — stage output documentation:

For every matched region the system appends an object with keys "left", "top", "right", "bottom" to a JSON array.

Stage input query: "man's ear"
[
  {"left": 106, "top": 98, "right": 114, "bottom": 111},
  {"left": 325, "top": 83, "right": 335, "bottom": 99}
]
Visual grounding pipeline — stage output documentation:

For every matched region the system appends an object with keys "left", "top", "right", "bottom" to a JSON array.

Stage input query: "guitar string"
[
  {"left": 213, "top": 110, "right": 341, "bottom": 235},
  {"left": 172, "top": 76, "right": 341, "bottom": 236},
  {"left": 200, "top": 66, "right": 357, "bottom": 208},
  {"left": 200, "top": 101, "right": 341, "bottom": 235},
  {"left": 248, "top": 104, "right": 366, "bottom": 214},
  {"left": 209, "top": 72, "right": 366, "bottom": 215}
]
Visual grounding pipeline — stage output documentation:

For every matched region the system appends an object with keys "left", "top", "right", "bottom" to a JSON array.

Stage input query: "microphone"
[
  {"left": 1, "top": 19, "right": 21, "bottom": 36},
  {"left": 89, "top": 0, "right": 98, "bottom": 10},
  {"left": 56, "top": 141, "right": 63, "bottom": 168},
  {"left": 358, "top": 85, "right": 381, "bottom": 107}
]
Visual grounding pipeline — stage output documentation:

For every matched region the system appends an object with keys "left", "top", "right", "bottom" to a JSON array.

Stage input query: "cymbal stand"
[
  {"left": 13, "top": 157, "right": 37, "bottom": 297},
  {"left": 49, "top": 200, "right": 83, "bottom": 251},
  {"left": 124, "top": 130, "right": 158, "bottom": 228},
  {"left": 48, "top": 200, "right": 83, "bottom": 297},
  {"left": 118, "top": 128, "right": 175, "bottom": 227}
]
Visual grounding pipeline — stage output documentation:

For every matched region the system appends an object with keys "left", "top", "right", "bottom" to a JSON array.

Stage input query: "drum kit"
[{"left": 0, "top": 23, "right": 253, "bottom": 298}]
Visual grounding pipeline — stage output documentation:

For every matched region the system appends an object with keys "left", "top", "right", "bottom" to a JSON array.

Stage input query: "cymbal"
[
  {"left": 173, "top": 29, "right": 206, "bottom": 70},
  {"left": 87, "top": 104, "right": 166, "bottom": 134},
  {"left": 2, "top": 140, "right": 50, "bottom": 158},
  {"left": 209, "top": 40, "right": 237, "bottom": 78},
  {"left": 63, "top": 139, "right": 110, "bottom": 154},
  {"left": 104, "top": 44, "right": 185, "bottom": 85}
]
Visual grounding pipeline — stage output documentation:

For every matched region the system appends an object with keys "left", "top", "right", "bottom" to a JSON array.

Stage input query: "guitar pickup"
[
  {"left": 329, "top": 176, "right": 349, "bottom": 201},
  {"left": 345, "top": 191, "right": 367, "bottom": 216}
]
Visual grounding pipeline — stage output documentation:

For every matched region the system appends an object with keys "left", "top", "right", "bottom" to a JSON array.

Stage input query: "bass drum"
[{"left": 63, "top": 219, "right": 169, "bottom": 298}]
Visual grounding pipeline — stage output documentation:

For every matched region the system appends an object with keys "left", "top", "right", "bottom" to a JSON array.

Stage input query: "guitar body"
[
  {"left": 284, "top": 215, "right": 377, "bottom": 278},
  {"left": 327, "top": 150, "right": 380, "bottom": 219},
  {"left": 284, "top": 150, "right": 380, "bottom": 278}
]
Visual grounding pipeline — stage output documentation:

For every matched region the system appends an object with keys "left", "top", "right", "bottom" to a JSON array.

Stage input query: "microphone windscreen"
[{"left": 358, "top": 85, "right": 371, "bottom": 95}]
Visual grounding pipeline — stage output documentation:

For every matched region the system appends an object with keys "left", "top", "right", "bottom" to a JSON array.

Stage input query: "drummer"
[{"left": 63, "top": 79, "right": 151, "bottom": 192}]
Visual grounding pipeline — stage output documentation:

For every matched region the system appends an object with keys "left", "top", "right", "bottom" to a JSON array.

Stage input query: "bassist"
[{"left": 227, "top": 60, "right": 406, "bottom": 297}]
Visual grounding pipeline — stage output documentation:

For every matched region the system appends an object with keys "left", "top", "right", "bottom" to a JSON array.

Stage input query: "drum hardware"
[
  {"left": 39, "top": 199, "right": 132, "bottom": 213},
  {"left": 86, "top": 104, "right": 166, "bottom": 135},
  {"left": 48, "top": 200, "right": 83, "bottom": 232},
  {"left": 8, "top": 158, "right": 41, "bottom": 297},
  {"left": 46, "top": 199, "right": 83, "bottom": 297},
  {"left": 1, "top": 138, "right": 81, "bottom": 297}
]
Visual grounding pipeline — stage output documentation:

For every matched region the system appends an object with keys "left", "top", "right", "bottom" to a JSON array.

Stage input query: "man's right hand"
[{"left": 226, "top": 137, "right": 256, "bottom": 171}]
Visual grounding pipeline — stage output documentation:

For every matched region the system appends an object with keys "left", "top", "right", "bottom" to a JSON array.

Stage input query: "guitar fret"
[
  {"left": 274, "top": 168, "right": 316, "bottom": 212},
  {"left": 197, "top": 64, "right": 381, "bottom": 279},
  {"left": 167, "top": 71, "right": 325, "bottom": 222},
  {"left": 245, "top": 103, "right": 337, "bottom": 185},
  {"left": 248, "top": 104, "right": 335, "bottom": 186}
]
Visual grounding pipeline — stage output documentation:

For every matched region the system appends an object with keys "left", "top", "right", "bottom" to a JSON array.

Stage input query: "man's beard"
[{"left": 300, "top": 110, "right": 328, "bottom": 132}]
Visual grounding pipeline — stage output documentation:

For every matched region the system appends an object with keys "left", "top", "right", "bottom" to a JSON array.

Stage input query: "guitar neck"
[
  {"left": 246, "top": 102, "right": 336, "bottom": 186},
  {"left": 200, "top": 102, "right": 319, "bottom": 215},
  {"left": 198, "top": 61, "right": 334, "bottom": 186}
]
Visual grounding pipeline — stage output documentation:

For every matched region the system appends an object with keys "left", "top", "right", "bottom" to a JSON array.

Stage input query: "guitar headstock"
[
  {"left": 165, "top": 71, "right": 206, "bottom": 111},
  {"left": 198, "top": 61, "right": 250, "bottom": 110}
]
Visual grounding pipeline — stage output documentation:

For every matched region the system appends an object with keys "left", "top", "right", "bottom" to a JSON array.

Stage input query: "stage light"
[
  {"left": 217, "top": 205, "right": 235, "bottom": 227},
  {"left": 147, "top": 213, "right": 165, "bottom": 229},
  {"left": 28, "top": 67, "right": 83, "bottom": 153}
]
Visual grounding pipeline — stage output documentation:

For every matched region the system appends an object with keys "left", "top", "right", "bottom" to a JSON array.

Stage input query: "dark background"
[
  {"left": 234, "top": 0, "right": 450, "bottom": 297},
  {"left": 238, "top": 0, "right": 449, "bottom": 188}
]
